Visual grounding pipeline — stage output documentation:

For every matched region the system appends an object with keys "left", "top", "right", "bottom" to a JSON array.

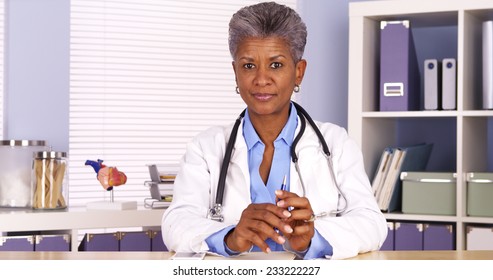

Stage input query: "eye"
[
  {"left": 243, "top": 63, "right": 255, "bottom": 69},
  {"left": 270, "top": 62, "right": 282, "bottom": 69}
]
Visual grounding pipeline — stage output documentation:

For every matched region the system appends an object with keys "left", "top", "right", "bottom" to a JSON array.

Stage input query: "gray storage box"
[
  {"left": 467, "top": 172, "right": 493, "bottom": 217},
  {"left": 401, "top": 172, "right": 456, "bottom": 215}
]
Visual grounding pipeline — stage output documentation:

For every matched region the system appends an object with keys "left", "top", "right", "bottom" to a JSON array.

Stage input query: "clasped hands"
[{"left": 225, "top": 189, "right": 315, "bottom": 254}]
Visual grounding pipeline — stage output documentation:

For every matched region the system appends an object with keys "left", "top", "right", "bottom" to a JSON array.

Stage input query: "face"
[{"left": 232, "top": 37, "right": 306, "bottom": 119}]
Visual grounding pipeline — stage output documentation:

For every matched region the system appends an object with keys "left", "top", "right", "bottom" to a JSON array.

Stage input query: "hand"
[
  {"left": 225, "top": 203, "right": 293, "bottom": 253},
  {"left": 275, "top": 190, "right": 315, "bottom": 252}
]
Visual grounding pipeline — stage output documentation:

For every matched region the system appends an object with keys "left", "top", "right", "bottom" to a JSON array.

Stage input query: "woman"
[{"left": 161, "top": 1, "right": 387, "bottom": 260}]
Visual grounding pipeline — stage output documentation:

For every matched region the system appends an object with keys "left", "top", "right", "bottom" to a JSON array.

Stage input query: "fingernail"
[
  {"left": 278, "top": 236, "right": 286, "bottom": 243},
  {"left": 277, "top": 200, "right": 284, "bottom": 207},
  {"left": 275, "top": 190, "right": 282, "bottom": 195},
  {"left": 284, "top": 225, "right": 293, "bottom": 233},
  {"left": 283, "top": 210, "right": 291, "bottom": 217},
  {"left": 266, "top": 247, "right": 271, "bottom": 253}
]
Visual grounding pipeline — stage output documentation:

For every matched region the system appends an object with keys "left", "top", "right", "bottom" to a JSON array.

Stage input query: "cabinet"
[
  {"left": 348, "top": 0, "right": 493, "bottom": 250},
  {"left": 0, "top": 208, "right": 165, "bottom": 251}
]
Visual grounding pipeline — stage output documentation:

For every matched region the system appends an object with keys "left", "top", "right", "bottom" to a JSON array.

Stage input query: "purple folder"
[
  {"left": 380, "top": 222, "right": 395, "bottom": 251},
  {"left": 0, "top": 236, "right": 35, "bottom": 251},
  {"left": 151, "top": 230, "right": 168, "bottom": 252},
  {"left": 119, "top": 231, "right": 151, "bottom": 251},
  {"left": 35, "top": 234, "right": 70, "bottom": 251},
  {"left": 423, "top": 223, "right": 455, "bottom": 250},
  {"left": 380, "top": 20, "right": 420, "bottom": 111},
  {"left": 394, "top": 222, "right": 423, "bottom": 250},
  {"left": 78, "top": 233, "right": 119, "bottom": 251}
]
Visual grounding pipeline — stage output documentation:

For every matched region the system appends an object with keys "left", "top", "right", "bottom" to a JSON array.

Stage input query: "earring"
[
  {"left": 294, "top": 84, "right": 300, "bottom": 93},
  {"left": 235, "top": 87, "right": 240, "bottom": 94}
]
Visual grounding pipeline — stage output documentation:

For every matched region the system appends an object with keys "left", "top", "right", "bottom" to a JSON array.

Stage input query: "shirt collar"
[{"left": 243, "top": 102, "right": 298, "bottom": 150}]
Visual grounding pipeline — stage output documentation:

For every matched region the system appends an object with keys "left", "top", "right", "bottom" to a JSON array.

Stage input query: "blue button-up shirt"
[{"left": 205, "top": 103, "right": 333, "bottom": 259}]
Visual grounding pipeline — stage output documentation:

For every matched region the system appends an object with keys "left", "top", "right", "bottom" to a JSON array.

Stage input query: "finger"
[
  {"left": 275, "top": 189, "right": 299, "bottom": 201},
  {"left": 286, "top": 208, "right": 314, "bottom": 222},
  {"left": 228, "top": 226, "right": 271, "bottom": 253},
  {"left": 276, "top": 196, "right": 311, "bottom": 212},
  {"left": 290, "top": 222, "right": 314, "bottom": 236}
]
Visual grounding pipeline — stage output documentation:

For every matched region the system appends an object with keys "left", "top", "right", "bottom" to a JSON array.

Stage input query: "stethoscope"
[{"left": 208, "top": 101, "right": 348, "bottom": 222}]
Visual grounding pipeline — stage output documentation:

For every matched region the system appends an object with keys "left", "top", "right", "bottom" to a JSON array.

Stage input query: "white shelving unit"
[
  {"left": 0, "top": 208, "right": 165, "bottom": 251},
  {"left": 348, "top": 0, "right": 493, "bottom": 250}
]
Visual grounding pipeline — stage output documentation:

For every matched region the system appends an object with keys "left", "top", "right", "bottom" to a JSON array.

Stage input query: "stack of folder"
[{"left": 371, "top": 143, "right": 433, "bottom": 212}]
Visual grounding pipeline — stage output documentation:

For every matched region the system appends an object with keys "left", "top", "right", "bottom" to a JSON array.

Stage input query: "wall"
[
  {"left": 5, "top": 0, "right": 69, "bottom": 151},
  {"left": 3, "top": 0, "right": 394, "bottom": 151}
]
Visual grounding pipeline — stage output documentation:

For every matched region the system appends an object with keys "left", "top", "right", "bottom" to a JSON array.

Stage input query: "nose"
[{"left": 253, "top": 67, "right": 272, "bottom": 87}]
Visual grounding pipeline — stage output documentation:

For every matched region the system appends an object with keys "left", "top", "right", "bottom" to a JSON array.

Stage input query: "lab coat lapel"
[{"left": 222, "top": 121, "right": 250, "bottom": 222}]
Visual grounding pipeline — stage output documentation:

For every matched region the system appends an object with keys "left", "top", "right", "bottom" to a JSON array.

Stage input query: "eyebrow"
[{"left": 237, "top": 54, "right": 287, "bottom": 61}]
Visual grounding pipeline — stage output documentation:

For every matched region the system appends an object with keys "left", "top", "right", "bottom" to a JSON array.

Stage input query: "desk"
[
  {"left": 0, "top": 250, "right": 492, "bottom": 260},
  {"left": 349, "top": 250, "right": 493, "bottom": 260}
]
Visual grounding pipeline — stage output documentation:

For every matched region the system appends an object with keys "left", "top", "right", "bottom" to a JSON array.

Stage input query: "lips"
[{"left": 253, "top": 93, "right": 274, "bottom": 101}]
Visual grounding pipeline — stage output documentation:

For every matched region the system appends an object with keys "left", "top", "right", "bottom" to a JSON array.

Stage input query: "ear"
[{"left": 295, "top": 59, "right": 307, "bottom": 86}]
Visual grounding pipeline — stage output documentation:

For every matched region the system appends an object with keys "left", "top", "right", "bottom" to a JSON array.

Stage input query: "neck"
[{"left": 248, "top": 109, "right": 289, "bottom": 144}]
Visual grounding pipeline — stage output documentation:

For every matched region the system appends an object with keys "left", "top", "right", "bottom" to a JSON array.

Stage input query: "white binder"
[{"left": 483, "top": 20, "right": 493, "bottom": 109}]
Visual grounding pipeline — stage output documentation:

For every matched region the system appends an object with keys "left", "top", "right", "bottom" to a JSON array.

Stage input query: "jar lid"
[
  {"left": 1, "top": 140, "right": 46, "bottom": 147},
  {"left": 34, "top": 151, "right": 67, "bottom": 159}
]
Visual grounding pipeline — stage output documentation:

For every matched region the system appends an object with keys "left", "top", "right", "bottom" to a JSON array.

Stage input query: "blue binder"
[{"left": 380, "top": 20, "right": 420, "bottom": 111}]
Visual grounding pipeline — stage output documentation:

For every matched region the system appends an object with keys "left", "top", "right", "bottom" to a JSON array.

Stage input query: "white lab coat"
[{"left": 162, "top": 116, "right": 388, "bottom": 259}]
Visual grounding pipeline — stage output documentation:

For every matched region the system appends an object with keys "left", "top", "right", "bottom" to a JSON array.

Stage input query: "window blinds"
[
  {"left": 69, "top": 0, "right": 297, "bottom": 207},
  {"left": 0, "top": 0, "right": 4, "bottom": 139}
]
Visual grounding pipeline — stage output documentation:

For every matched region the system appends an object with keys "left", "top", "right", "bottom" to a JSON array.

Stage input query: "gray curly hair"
[{"left": 228, "top": 2, "right": 307, "bottom": 63}]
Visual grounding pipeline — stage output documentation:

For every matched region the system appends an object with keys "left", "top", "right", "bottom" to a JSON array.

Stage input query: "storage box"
[
  {"left": 35, "top": 234, "right": 70, "bottom": 251},
  {"left": 119, "top": 231, "right": 151, "bottom": 251},
  {"left": 401, "top": 172, "right": 456, "bottom": 215},
  {"left": 78, "top": 233, "right": 119, "bottom": 251},
  {"left": 0, "top": 235, "right": 35, "bottom": 251},
  {"left": 467, "top": 172, "right": 493, "bottom": 217},
  {"left": 466, "top": 225, "right": 493, "bottom": 250}
]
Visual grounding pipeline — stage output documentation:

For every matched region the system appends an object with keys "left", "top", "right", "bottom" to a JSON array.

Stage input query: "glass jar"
[
  {"left": 31, "top": 151, "right": 68, "bottom": 209},
  {"left": 0, "top": 140, "right": 47, "bottom": 208}
]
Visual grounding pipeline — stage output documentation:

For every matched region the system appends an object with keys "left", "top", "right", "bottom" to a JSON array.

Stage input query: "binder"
[
  {"left": 377, "top": 143, "right": 434, "bottom": 212},
  {"left": 380, "top": 20, "right": 420, "bottom": 111},
  {"left": 424, "top": 59, "right": 441, "bottom": 110},
  {"left": 442, "top": 58, "right": 457, "bottom": 110},
  {"left": 371, "top": 147, "right": 393, "bottom": 202},
  {"left": 483, "top": 20, "right": 493, "bottom": 109}
]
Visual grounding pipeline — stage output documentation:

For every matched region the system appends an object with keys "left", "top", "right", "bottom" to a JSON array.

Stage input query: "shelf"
[
  {"left": 0, "top": 207, "right": 165, "bottom": 252},
  {"left": 348, "top": 0, "right": 493, "bottom": 251},
  {"left": 384, "top": 213, "right": 458, "bottom": 223}
]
